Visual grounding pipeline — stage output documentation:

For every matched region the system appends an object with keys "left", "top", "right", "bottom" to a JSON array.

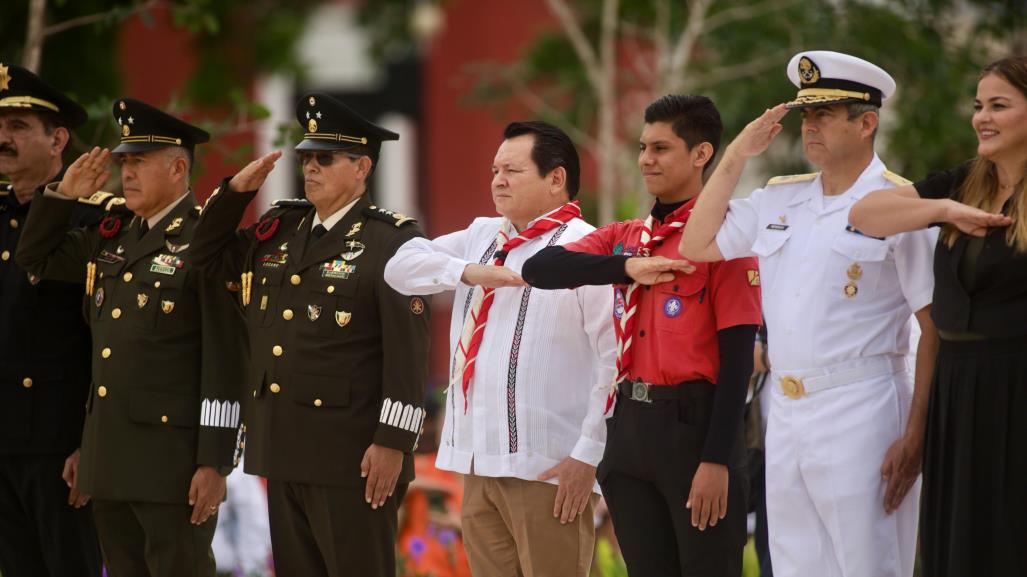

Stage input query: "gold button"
[
  {"left": 97, "top": 385, "right": 108, "bottom": 397},
  {"left": 282, "top": 309, "right": 294, "bottom": 320},
  {"left": 111, "top": 308, "right": 122, "bottom": 319},
  {"left": 9, "top": 219, "right": 17, "bottom": 228},
  {"left": 101, "top": 347, "right": 111, "bottom": 359},
  {"left": 123, "top": 272, "right": 133, "bottom": 282},
  {"left": 22, "top": 377, "right": 33, "bottom": 388},
  {"left": 327, "top": 285, "right": 335, "bottom": 294},
  {"left": 269, "top": 383, "right": 281, "bottom": 394},
  {"left": 1, "top": 251, "right": 9, "bottom": 261},
  {"left": 290, "top": 274, "right": 301, "bottom": 285},
  {"left": 161, "top": 415, "right": 169, "bottom": 423},
  {"left": 261, "top": 277, "right": 267, "bottom": 285},
  {"left": 272, "top": 345, "right": 283, "bottom": 357},
  {"left": 154, "top": 281, "right": 161, "bottom": 288},
  {"left": 314, "top": 398, "right": 323, "bottom": 407}
]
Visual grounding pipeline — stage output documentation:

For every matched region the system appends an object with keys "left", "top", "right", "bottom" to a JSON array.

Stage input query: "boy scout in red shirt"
[{"left": 523, "top": 95, "right": 762, "bottom": 577}]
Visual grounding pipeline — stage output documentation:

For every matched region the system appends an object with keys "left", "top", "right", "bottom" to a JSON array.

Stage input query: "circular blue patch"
[{"left": 663, "top": 296, "right": 683, "bottom": 318}]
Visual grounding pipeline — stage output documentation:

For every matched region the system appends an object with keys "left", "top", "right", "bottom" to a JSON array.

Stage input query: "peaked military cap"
[
  {"left": 294, "top": 92, "right": 399, "bottom": 153},
  {"left": 0, "top": 62, "right": 87, "bottom": 127},
  {"left": 111, "top": 98, "right": 210, "bottom": 154},
  {"left": 785, "top": 51, "right": 896, "bottom": 109}
]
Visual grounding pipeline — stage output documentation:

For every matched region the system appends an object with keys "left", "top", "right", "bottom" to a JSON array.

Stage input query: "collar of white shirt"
[
  {"left": 515, "top": 203, "right": 574, "bottom": 234},
  {"left": 146, "top": 191, "right": 191, "bottom": 229},
  {"left": 311, "top": 196, "right": 361, "bottom": 233}
]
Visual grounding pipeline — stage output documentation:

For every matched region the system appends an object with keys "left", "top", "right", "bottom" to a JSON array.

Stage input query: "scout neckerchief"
[
  {"left": 607, "top": 198, "right": 694, "bottom": 414},
  {"left": 452, "top": 201, "right": 581, "bottom": 412}
]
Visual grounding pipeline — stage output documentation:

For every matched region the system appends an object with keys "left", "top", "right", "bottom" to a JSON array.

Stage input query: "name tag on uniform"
[
  {"left": 766, "top": 223, "right": 789, "bottom": 231},
  {"left": 844, "top": 224, "right": 885, "bottom": 241}
]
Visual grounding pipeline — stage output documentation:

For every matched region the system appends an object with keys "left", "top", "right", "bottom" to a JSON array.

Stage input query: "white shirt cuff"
[
  {"left": 42, "top": 182, "right": 73, "bottom": 200},
  {"left": 570, "top": 435, "right": 605, "bottom": 467}
]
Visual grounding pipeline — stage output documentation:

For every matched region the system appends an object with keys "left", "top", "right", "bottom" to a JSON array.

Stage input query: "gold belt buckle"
[{"left": 780, "top": 375, "right": 805, "bottom": 399}]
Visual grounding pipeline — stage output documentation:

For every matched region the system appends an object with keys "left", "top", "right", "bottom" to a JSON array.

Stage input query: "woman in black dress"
[{"left": 849, "top": 56, "right": 1027, "bottom": 577}]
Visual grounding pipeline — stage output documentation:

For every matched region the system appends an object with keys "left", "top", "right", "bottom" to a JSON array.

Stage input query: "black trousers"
[
  {"left": 266, "top": 479, "right": 408, "bottom": 577},
  {"left": 0, "top": 454, "right": 102, "bottom": 577},
  {"left": 598, "top": 382, "right": 748, "bottom": 577},
  {"left": 91, "top": 499, "right": 217, "bottom": 577}
]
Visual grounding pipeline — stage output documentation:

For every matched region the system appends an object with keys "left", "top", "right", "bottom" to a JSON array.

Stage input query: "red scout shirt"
[{"left": 564, "top": 199, "right": 763, "bottom": 386}]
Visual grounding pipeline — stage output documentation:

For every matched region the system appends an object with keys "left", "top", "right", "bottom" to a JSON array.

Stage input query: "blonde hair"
[{"left": 940, "top": 57, "right": 1027, "bottom": 253}]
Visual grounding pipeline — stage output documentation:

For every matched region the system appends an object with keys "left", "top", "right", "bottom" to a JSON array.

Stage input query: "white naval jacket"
[
  {"left": 384, "top": 212, "right": 616, "bottom": 492},
  {"left": 716, "top": 154, "right": 938, "bottom": 373}
]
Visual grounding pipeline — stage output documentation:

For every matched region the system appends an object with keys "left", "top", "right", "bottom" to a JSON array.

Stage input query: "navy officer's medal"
[{"left": 844, "top": 263, "right": 862, "bottom": 298}]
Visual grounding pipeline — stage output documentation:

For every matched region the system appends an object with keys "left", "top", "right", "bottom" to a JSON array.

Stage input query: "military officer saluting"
[
  {"left": 15, "top": 98, "right": 246, "bottom": 577},
  {"left": 189, "top": 93, "right": 430, "bottom": 577},
  {"left": 0, "top": 62, "right": 103, "bottom": 577}
]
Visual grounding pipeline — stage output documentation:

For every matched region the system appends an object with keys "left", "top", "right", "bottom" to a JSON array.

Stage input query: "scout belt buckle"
[
  {"left": 780, "top": 375, "right": 806, "bottom": 399},
  {"left": 630, "top": 380, "right": 652, "bottom": 403}
]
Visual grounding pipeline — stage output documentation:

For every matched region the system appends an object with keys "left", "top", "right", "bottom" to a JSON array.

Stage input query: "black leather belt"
[{"left": 617, "top": 379, "right": 687, "bottom": 403}]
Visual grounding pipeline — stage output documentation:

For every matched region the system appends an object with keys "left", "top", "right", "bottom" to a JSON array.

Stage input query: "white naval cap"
[{"left": 785, "top": 50, "right": 896, "bottom": 109}]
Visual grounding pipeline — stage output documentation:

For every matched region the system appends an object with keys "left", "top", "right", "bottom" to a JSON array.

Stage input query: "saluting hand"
[
  {"left": 944, "top": 199, "right": 1013, "bottom": 237},
  {"left": 881, "top": 434, "right": 923, "bottom": 514},
  {"left": 686, "top": 462, "right": 729, "bottom": 531},
  {"left": 228, "top": 150, "right": 283, "bottom": 193},
  {"left": 188, "top": 466, "right": 226, "bottom": 525},
  {"left": 538, "top": 457, "right": 597, "bottom": 524},
  {"left": 461, "top": 264, "right": 526, "bottom": 288},
  {"left": 57, "top": 147, "right": 111, "bottom": 199},
  {"left": 62, "top": 448, "right": 91, "bottom": 509},
  {"left": 729, "top": 104, "right": 789, "bottom": 158},
  {"left": 625, "top": 256, "right": 696, "bottom": 285},
  {"left": 361, "top": 443, "right": 404, "bottom": 509}
]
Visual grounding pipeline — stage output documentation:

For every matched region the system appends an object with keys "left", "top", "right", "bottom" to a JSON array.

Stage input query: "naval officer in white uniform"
[{"left": 679, "top": 51, "right": 939, "bottom": 577}]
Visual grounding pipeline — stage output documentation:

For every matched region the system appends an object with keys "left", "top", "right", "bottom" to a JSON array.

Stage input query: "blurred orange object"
[{"left": 397, "top": 454, "right": 472, "bottom": 577}]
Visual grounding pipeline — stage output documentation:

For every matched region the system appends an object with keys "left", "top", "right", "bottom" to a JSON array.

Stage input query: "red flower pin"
[
  {"left": 99, "top": 216, "right": 122, "bottom": 238},
  {"left": 254, "top": 217, "right": 280, "bottom": 241}
]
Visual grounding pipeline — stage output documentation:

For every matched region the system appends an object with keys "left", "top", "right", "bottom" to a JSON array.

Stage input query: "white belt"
[{"left": 774, "top": 355, "right": 906, "bottom": 400}]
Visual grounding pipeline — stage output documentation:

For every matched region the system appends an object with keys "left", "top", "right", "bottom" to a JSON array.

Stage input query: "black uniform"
[
  {"left": 0, "top": 61, "right": 101, "bottom": 577},
  {"left": 15, "top": 99, "right": 247, "bottom": 577},
  {"left": 189, "top": 92, "right": 430, "bottom": 577}
]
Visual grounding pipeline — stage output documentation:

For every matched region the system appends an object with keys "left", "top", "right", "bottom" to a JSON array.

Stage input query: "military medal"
[
  {"left": 165, "top": 217, "right": 183, "bottom": 233},
  {"left": 94, "top": 286, "right": 104, "bottom": 308},
  {"left": 307, "top": 305, "right": 322, "bottom": 321},
  {"left": 335, "top": 310, "right": 351, "bottom": 327},
  {"left": 844, "top": 263, "right": 862, "bottom": 298},
  {"left": 321, "top": 259, "right": 356, "bottom": 280},
  {"left": 137, "top": 293, "right": 149, "bottom": 308},
  {"left": 346, "top": 222, "right": 362, "bottom": 237},
  {"left": 97, "top": 249, "right": 124, "bottom": 264},
  {"left": 161, "top": 300, "right": 175, "bottom": 314},
  {"left": 150, "top": 254, "right": 184, "bottom": 275},
  {"left": 410, "top": 297, "right": 425, "bottom": 315},
  {"left": 165, "top": 240, "right": 190, "bottom": 253},
  {"left": 340, "top": 240, "right": 365, "bottom": 261}
]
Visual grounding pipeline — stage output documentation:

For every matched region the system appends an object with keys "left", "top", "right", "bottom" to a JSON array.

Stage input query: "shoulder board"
[
  {"left": 882, "top": 169, "right": 912, "bottom": 186},
  {"left": 766, "top": 173, "right": 818, "bottom": 186},
  {"left": 0, "top": 180, "right": 10, "bottom": 195},
  {"left": 363, "top": 205, "right": 417, "bottom": 227},
  {"left": 78, "top": 191, "right": 128, "bottom": 213},
  {"left": 271, "top": 198, "right": 313, "bottom": 209}
]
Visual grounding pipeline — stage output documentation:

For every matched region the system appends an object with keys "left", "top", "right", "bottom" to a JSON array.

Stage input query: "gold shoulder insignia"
[
  {"left": 103, "top": 197, "right": 127, "bottom": 212},
  {"left": 882, "top": 170, "right": 912, "bottom": 186},
  {"left": 766, "top": 173, "right": 818, "bottom": 186},
  {"left": 271, "top": 198, "right": 313, "bottom": 209},
  {"left": 78, "top": 191, "right": 116, "bottom": 206},
  {"left": 362, "top": 205, "right": 417, "bottom": 227}
]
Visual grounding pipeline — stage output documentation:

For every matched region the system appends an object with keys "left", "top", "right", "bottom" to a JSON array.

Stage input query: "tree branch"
[
  {"left": 690, "top": 50, "right": 792, "bottom": 89},
  {"left": 666, "top": 0, "right": 713, "bottom": 92},
  {"left": 43, "top": 0, "right": 166, "bottom": 37},
  {"left": 544, "top": 0, "right": 603, "bottom": 92},
  {"left": 702, "top": 0, "right": 802, "bottom": 35}
]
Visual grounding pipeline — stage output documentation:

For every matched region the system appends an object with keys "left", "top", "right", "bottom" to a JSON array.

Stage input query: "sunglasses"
[{"left": 297, "top": 151, "right": 362, "bottom": 167}]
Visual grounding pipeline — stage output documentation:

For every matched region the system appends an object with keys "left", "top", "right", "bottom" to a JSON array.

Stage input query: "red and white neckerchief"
[
  {"left": 605, "top": 206, "right": 692, "bottom": 414},
  {"left": 452, "top": 201, "right": 582, "bottom": 412}
]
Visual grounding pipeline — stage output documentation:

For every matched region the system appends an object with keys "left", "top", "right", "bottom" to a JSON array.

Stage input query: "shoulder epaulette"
[
  {"left": 78, "top": 190, "right": 128, "bottom": 212},
  {"left": 766, "top": 173, "right": 818, "bottom": 186},
  {"left": 363, "top": 204, "right": 417, "bottom": 227},
  {"left": 882, "top": 170, "right": 912, "bottom": 186},
  {"left": 271, "top": 198, "right": 313, "bottom": 209}
]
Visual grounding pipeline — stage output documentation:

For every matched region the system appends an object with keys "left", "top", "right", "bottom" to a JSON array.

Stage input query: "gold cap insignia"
[
  {"left": 410, "top": 297, "right": 425, "bottom": 315},
  {"left": 161, "top": 300, "right": 175, "bottom": 314},
  {"left": 119, "top": 101, "right": 127, "bottom": 111},
  {"left": 798, "top": 56, "right": 820, "bottom": 85},
  {"left": 308, "top": 96, "right": 316, "bottom": 106},
  {"left": 0, "top": 64, "right": 10, "bottom": 91},
  {"left": 308, "top": 118, "right": 318, "bottom": 133},
  {"left": 137, "top": 293, "right": 149, "bottom": 308},
  {"left": 122, "top": 124, "right": 131, "bottom": 137},
  {"left": 335, "top": 310, "right": 351, "bottom": 327}
]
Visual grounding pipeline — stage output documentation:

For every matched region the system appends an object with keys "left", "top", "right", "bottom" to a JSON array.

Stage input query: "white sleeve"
[
  {"left": 383, "top": 225, "right": 475, "bottom": 296},
  {"left": 714, "top": 190, "right": 763, "bottom": 260},
  {"left": 570, "top": 283, "right": 617, "bottom": 467},
  {"left": 893, "top": 226, "right": 938, "bottom": 313}
]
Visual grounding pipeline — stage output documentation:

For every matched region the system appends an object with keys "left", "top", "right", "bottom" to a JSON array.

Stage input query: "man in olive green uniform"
[
  {"left": 0, "top": 62, "right": 103, "bottom": 577},
  {"left": 15, "top": 98, "right": 246, "bottom": 577},
  {"left": 189, "top": 93, "right": 430, "bottom": 577}
]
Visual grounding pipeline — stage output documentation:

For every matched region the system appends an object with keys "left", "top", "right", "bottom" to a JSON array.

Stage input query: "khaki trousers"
[{"left": 461, "top": 475, "right": 596, "bottom": 577}]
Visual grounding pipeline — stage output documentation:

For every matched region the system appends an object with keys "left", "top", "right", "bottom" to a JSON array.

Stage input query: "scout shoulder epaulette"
[
  {"left": 882, "top": 169, "right": 912, "bottom": 186},
  {"left": 78, "top": 190, "right": 129, "bottom": 212},
  {"left": 766, "top": 173, "right": 818, "bottom": 186},
  {"left": 364, "top": 204, "right": 417, "bottom": 227},
  {"left": 271, "top": 198, "right": 313, "bottom": 209}
]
